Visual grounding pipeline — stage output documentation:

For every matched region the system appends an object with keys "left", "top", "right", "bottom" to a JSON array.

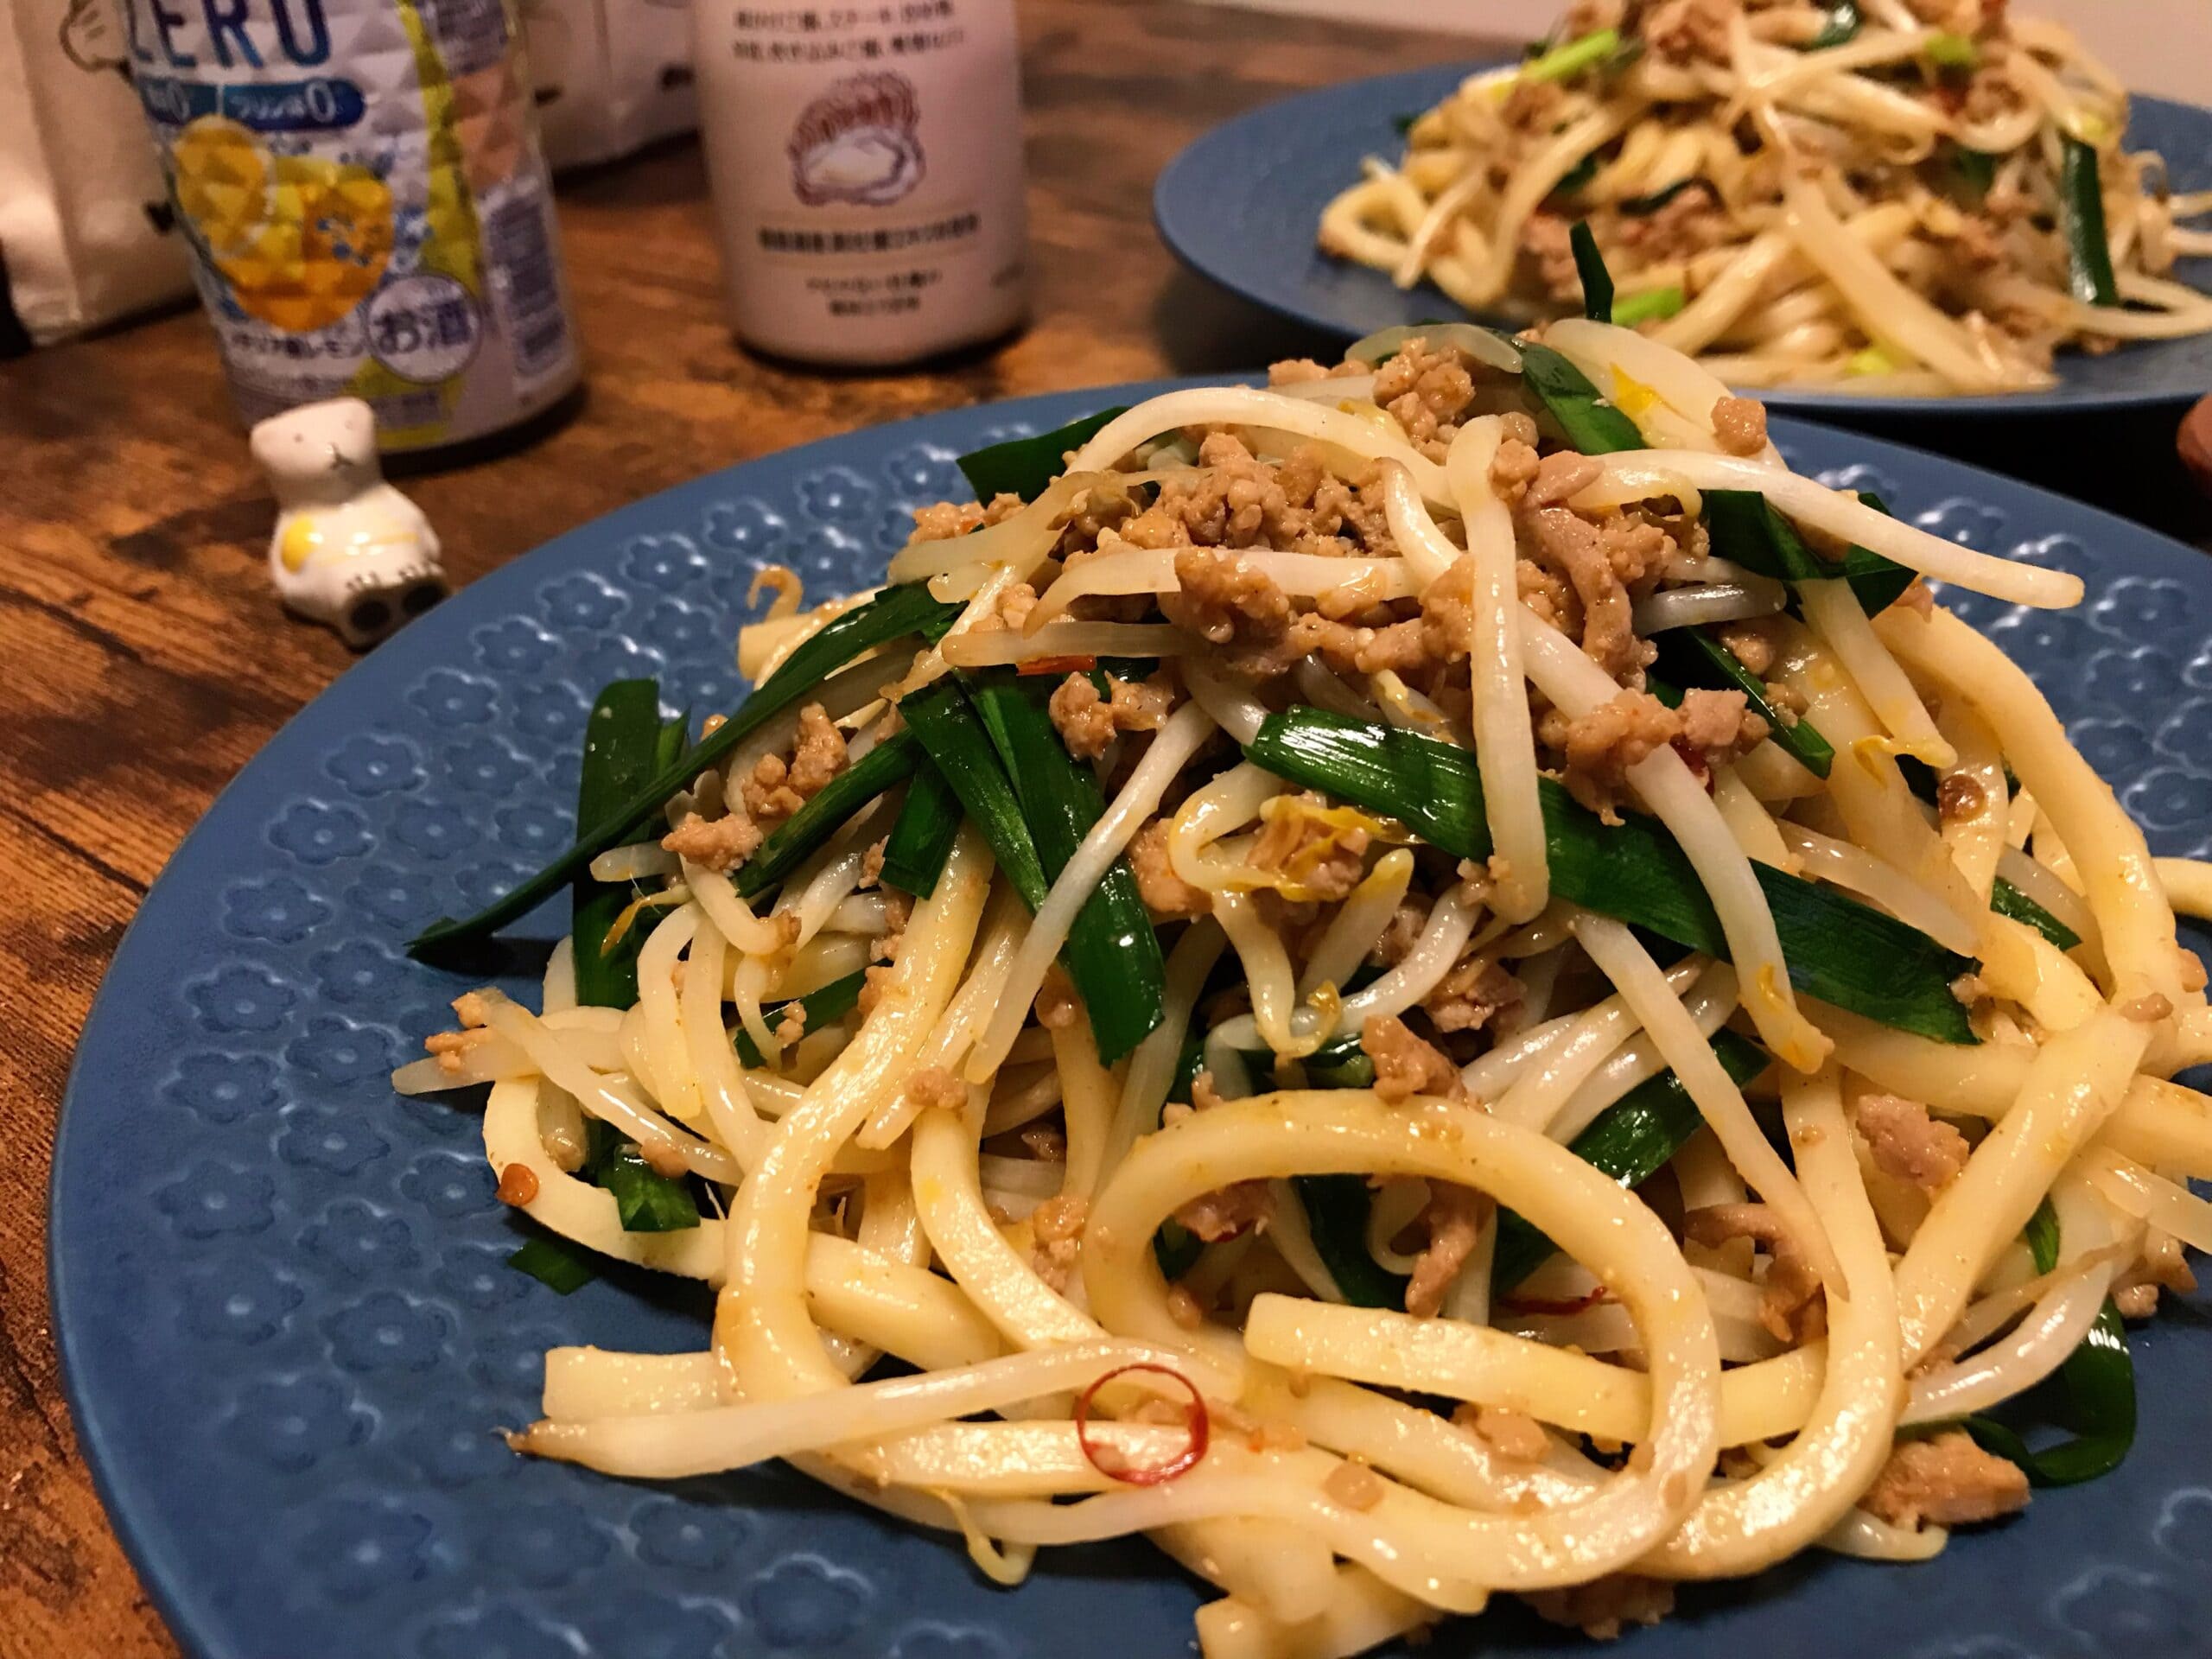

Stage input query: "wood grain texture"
[{"left": 0, "top": 5, "right": 1484, "bottom": 1654}]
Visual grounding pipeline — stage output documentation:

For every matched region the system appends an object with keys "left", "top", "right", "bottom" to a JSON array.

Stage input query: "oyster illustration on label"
[{"left": 786, "top": 71, "right": 925, "bottom": 207}]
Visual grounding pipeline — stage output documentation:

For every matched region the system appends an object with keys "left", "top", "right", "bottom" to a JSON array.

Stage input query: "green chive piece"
[
  {"left": 1570, "top": 222, "right": 1614, "bottom": 323},
  {"left": 410, "top": 583, "right": 959, "bottom": 958},
  {"left": 1610, "top": 284, "right": 1688, "bottom": 327},
  {"left": 2025, "top": 1195, "right": 2062, "bottom": 1272},
  {"left": 1248, "top": 709, "right": 1978, "bottom": 1043},
  {"left": 507, "top": 1232, "right": 599, "bottom": 1294},
  {"left": 733, "top": 731, "right": 920, "bottom": 899},
  {"left": 1522, "top": 27, "right": 1618, "bottom": 84},
  {"left": 1493, "top": 1030, "right": 1771, "bottom": 1289},
  {"left": 1294, "top": 1175, "right": 1411, "bottom": 1308},
  {"left": 1989, "top": 880, "right": 2082, "bottom": 952},
  {"left": 1515, "top": 340, "right": 1646, "bottom": 454},
  {"left": 966, "top": 675, "right": 1167, "bottom": 1063},
  {"left": 1148, "top": 1030, "right": 1211, "bottom": 1278},
  {"left": 957, "top": 407, "right": 1130, "bottom": 505},
  {"left": 1652, "top": 627, "right": 1834, "bottom": 779},
  {"left": 1619, "top": 178, "right": 1705, "bottom": 217},
  {"left": 1923, "top": 30, "right": 1977, "bottom": 69},
  {"left": 1806, "top": 0, "right": 1860, "bottom": 48},
  {"left": 571, "top": 680, "right": 668, "bottom": 1010},
  {"left": 1154, "top": 1222, "right": 1205, "bottom": 1280},
  {"left": 2062, "top": 136, "right": 2120, "bottom": 307},
  {"left": 880, "top": 759, "right": 965, "bottom": 899},
  {"left": 1306, "top": 1044, "right": 1379, "bottom": 1090},
  {"left": 733, "top": 969, "right": 869, "bottom": 1069},
  {"left": 1554, "top": 151, "right": 1600, "bottom": 197},
  {"left": 1951, "top": 144, "right": 1999, "bottom": 198},
  {"left": 594, "top": 1137, "right": 701, "bottom": 1232},
  {"left": 901, "top": 678, "right": 1166, "bottom": 1062},
  {"left": 1963, "top": 1199, "right": 2135, "bottom": 1484},
  {"left": 1702, "top": 487, "right": 1917, "bottom": 617},
  {"left": 901, "top": 679, "right": 1052, "bottom": 904}
]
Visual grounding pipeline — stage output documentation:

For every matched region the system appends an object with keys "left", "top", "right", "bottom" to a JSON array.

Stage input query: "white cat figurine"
[{"left": 251, "top": 398, "right": 448, "bottom": 648}]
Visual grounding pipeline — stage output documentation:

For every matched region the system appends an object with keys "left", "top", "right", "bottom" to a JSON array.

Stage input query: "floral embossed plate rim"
[
  {"left": 1154, "top": 65, "right": 2212, "bottom": 416},
  {"left": 50, "top": 379, "right": 2212, "bottom": 1659}
]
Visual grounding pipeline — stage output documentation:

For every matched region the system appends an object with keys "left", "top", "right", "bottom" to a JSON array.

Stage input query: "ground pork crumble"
[
  {"left": 1425, "top": 954, "right": 1524, "bottom": 1034},
  {"left": 1686, "top": 1202, "right": 1826, "bottom": 1344},
  {"left": 1028, "top": 1192, "right": 1088, "bottom": 1293},
  {"left": 1361, "top": 1014, "right": 1462, "bottom": 1104},
  {"left": 1175, "top": 1179, "right": 1274, "bottom": 1243},
  {"left": 1539, "top": 688, "right": 1769, "bottom": 823},
  {"left": 1117, "top": 430, "right": 1398, "bottom": 559},
  {"left": 741, "top": 702, "right": 848, "bottom": 826},
  {"left": 1404, "top": 1182, "right": 1485, "bottom": 1319},
  {"left": 1128, "top": 818, "right": 1211, "bottom": 919},
  {"left": 665, "top": 702, "right": 850, "bottom": 869},
  {"left": 1859, "top": 1431, "right": 2029, "bottom": 1530},
  {"left": 1850, "top": 1092, "right": 1971, "bottom": 1192},
  {"left": 1047, "top": 669, "right": 1173, "bottom": 760},
  {"left": 663, "top": 809, "right": 763, "bottom": 873},
  {"left": 1522, "top": 1575, "right": 1676, "bottom": 1641},
  {"left": 1458, "top": 1402, "right": 1551, "bottom": 1462}
]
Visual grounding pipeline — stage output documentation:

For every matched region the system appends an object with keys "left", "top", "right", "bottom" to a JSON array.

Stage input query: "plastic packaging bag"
[{"left": 0, "top": 0, "right": 194, "bottom": 344}]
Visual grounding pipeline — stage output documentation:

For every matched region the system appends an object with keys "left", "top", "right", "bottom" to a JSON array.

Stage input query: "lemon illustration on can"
[
  {"left": 171, "top": 118, "right": 269, "bottom": 261},
  {"left": 171, "top": 114, "right": 395, "bottom": 334},
  {"left": 124, "top": 0, "right": 579, "bottom": 453}
]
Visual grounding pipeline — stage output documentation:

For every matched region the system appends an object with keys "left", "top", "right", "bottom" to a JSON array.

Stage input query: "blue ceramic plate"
[
  {"left": 1155, "top": 66, "right": 2212, "bottom": 416},
  {"left": 52, "top": 381, "right": 2212, "bottom": 1659}
]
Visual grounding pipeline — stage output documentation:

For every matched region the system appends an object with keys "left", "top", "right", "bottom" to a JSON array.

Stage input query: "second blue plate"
[{"left": 1155, "top": 65, "right": 2212, "bottom": 417}]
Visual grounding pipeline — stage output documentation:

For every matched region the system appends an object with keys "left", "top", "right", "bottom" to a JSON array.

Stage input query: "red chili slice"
[
  {"left": 1669, "top": 736, "right": 1715, "bottom": 791},
  {"left": 1073, "top": 1362, "right": 1211, "bottom": 1486},
  {"left": 1015, "top": 654, "right": 1099, "bottom": 677},
  {"left": 1500, "top": 1286, "right": 1611, "bottom": 1317}
]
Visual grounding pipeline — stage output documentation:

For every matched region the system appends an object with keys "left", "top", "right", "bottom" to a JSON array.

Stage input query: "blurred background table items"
[
  {"left": 1194, "top": 0, "right": 2212, "bottom": 104},
  {"left": 527, "top": 0, "right": 696, "bottom": 170},
  {"left": 0, "top": 0, "right": 693, "bottom": 353}
]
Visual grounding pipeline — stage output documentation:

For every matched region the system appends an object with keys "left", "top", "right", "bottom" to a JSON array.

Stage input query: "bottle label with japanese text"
[
  {"left": 696, "top": 0, "right": 1028, "bottom": 365},
  {"left": 121, "top": 0, "right": 582, "bottom": 450}
]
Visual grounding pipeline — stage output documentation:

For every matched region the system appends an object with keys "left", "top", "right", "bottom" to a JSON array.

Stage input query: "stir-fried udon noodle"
[
  {"left": 400, "top": 320, "right": 2212, "bottom": 1653},
  {"left": 1319, "top": 0, "right": 2212, "bottom": 395}
]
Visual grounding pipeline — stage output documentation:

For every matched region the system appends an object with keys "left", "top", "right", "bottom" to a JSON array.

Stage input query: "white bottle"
[{"left": 692, "top": 0, "right": 1029, "bottom": 365}]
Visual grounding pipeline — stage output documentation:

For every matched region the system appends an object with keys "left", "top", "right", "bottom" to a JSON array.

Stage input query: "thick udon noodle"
[
  {"left": 398, "top": 320, "right": 2211, "bottom": 1656},
  {"left": 1319, "top": 3, "right": 2212, "bottom": 395}
]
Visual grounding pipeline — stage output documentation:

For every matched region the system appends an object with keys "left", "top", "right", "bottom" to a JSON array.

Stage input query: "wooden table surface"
[
  {"left": 0, "top": 4, "right": 1496, "bottom": 1654},
  {"left": 4, "top": 4, "right": 2209, "bottom": 1654}
]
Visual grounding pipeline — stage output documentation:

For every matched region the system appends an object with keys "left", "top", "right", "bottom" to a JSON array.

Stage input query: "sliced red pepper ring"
[
  {"left": 1072, "top": 1362, "right": 1211, "bottom": 1486},
  {"left": 1014, "top": 654, "right": 1100, "bottom": 677},
  {"left": 1499, "top": 1286, "right": 1612, "bottom": 1317}
]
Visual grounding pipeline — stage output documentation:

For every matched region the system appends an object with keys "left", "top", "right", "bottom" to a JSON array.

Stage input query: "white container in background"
[
  {"left": 691, "top": 0, "right": 1028, "bottom": 365},
  {"left": 0, "top": 0, "right": 194, "bottom": 344},
  {"left": 525, "top": 0, "right": 696, "bottom": 171}
]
